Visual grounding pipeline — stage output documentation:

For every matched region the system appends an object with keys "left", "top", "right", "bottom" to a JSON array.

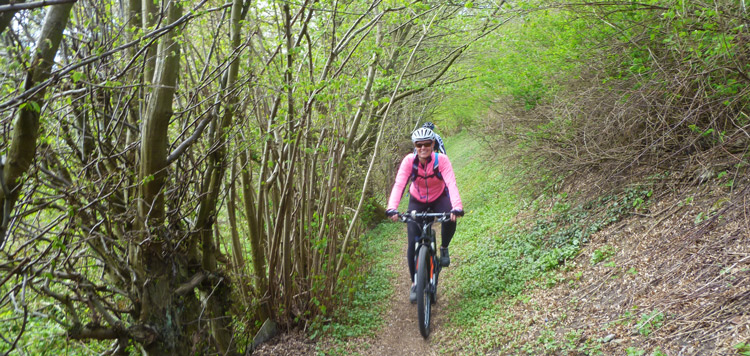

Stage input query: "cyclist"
[{"left": 386, "top": 127, "right": 464, "bottom": 303}]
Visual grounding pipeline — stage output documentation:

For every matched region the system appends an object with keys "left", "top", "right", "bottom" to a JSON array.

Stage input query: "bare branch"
[
  {"left": 0, "top": 0, "right": 218, "bottom": 112},
  {"left": 175, "top": 271, "right": 206, "bottom": 296},
  {"left": 0, "top": 0, "right": 77, "bottom": 13}
]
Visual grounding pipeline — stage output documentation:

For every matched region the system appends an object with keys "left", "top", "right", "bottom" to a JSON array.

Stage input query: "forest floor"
[
  {"left": 252, "top": 224, "right": 450, "bottom": 355},
  {"left": 494, "top": 170, "right": 750, "bottom": 356}
]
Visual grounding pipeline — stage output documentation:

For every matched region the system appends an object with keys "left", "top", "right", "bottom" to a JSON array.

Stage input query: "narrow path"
[
  {"left": 253, "top": 225, "right": 454, "bottom": 356},
  {"left": 358, "top": 226, "right": 449, "bottom": 356}
]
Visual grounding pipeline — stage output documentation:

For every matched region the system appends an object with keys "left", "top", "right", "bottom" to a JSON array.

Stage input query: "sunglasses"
[{"left": 414, "top": 141, "right": 433, "bottom": 148}]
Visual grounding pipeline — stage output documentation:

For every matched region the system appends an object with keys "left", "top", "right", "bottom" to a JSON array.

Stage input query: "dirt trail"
[
  {"left": 253, "top": 228, "right": 453, "bottom": 355},
  {"left": 356, "top": 237, "right": 450, "bottom": 356}
]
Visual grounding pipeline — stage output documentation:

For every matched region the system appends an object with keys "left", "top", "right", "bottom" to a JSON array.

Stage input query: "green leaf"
[
  {"left": 20, "top": 101, "right": 40, "bottom": 113},
  {"left": 71, "top": 71, "right": 83, "bottom": 83}
]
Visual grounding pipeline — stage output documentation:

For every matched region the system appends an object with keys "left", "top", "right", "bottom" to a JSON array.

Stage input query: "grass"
[{"left": 314, "top": 222, "right": 402, "bottom": 355}]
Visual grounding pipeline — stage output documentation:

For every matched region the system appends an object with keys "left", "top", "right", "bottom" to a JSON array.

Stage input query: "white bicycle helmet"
[{"left": 411, "top": 127, "right": 436, "bottom": 142}]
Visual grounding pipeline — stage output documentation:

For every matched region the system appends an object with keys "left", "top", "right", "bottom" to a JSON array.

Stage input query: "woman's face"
[{"left": 414, "top": 140, "right": 433, "bottom": 160}]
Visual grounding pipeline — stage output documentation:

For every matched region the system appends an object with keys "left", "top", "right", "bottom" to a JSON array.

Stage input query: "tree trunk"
[
  {"left": 135, "top": 2, "right": 199, "bottom": 355},
  {"left": 1, "top": 1, "right": 74, "bottom": 242},
  {"left": 281, "top": 2, "right": 295, "bottom": 321},
  {"left": 137, "top": 0, "right": 181, "bottom": 226},
  {"left": 189, "top": 0, "right": 246, "bottom": 353},
  {"left": 124, "top": 0, "right": 142, "bottom": 206},
  {"left": 241, "top": 149, "right": 270, "bottom": 320},
  {"left": 228, "top": 158, "right": 246, "bottom": 273},
  {"left": 142, "top": 0, "right": 158, "bottom": 83}
]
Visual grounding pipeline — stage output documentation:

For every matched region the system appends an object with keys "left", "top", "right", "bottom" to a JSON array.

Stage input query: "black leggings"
[{"left": 406, "top": 192, "right": 456, "bottom": 283}]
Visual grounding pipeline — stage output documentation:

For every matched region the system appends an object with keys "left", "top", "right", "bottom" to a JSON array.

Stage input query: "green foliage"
[
  {"left": 636, "top": 310, "right": 664, "bottom": 337},
  {"left": 438, "top": 0, "right": 750, "bottom": 189},
  {"left": 435, "top": 7, "right": 587, "bottom": 131},
  {"left": 735, "top": 342, "right": 750, "bottom": 356},
  {"left": 626, "top": 347, "right": 646, "bottom": 356},
  {"left": 0, "top": 314, "right": 109, "bottom": 355},
  {"left": 590, "top": 246, "right": 617, "bottom": 265},
  {"left": 311, "top": 223, "right": 400, "bottom": 342},
  {"left": 694, "top": 211, "right": 708, "bottom": 224},
  {"left": 359, "top": 196, "right": 385, "bottom": 228}
]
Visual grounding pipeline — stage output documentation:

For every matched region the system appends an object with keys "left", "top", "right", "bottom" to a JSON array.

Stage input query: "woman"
[{"left": 385, "top": 127, "right": 464, "bottom": 303}]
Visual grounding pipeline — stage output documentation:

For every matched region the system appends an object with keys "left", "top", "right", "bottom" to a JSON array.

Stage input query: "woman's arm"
[{"left": 386, "top": 155, "right": 414, "bottom": 211}]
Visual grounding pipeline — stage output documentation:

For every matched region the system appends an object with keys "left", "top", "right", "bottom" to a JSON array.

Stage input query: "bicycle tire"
[
  {"left": 431, "top": 255, "right": 438, "bottom": 304},
  {"left": 430, "top": 229, "right": 438, "bottom": 304},
  {"left": 416, "top": 245, "right": 431, "bottom": 338}
]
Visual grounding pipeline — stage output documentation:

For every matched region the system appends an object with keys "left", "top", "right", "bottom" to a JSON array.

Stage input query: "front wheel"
[
  {"left": 431, "top": 254, "right": 438, "bottom": 304},
  {"left": 416, "top": 245, "right": 431, "bottom": 339}
]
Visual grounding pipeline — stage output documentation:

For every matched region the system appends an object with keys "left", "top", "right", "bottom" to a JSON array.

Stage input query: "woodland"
[{"left": 0, "top": 0, "right": 748, "bottom": 355}]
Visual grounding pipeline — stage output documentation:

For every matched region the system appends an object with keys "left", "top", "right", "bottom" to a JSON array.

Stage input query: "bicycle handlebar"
[{"left": 397, "top": 211, "right": 452, "bottom": 223}]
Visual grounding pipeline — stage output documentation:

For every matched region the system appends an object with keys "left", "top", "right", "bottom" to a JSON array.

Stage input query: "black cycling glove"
[
  {"left": 451, "top": 209, "right": 464, "bottom": 217},
  {"left": 385, "top": 209, "right": 398, "bottom": 217}
]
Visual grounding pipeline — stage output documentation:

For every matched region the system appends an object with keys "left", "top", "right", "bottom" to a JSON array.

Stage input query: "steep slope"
[
  {"left": 434, "top": 133, "right": 750, "bottom": 355},
  {"left": 504, "top": 168, "right": 750, "bottom": 355}
]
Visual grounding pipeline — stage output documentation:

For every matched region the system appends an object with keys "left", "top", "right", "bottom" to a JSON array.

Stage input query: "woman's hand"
[
  {"left": 386, "top": 209, "right": 398, "bottom": 222},
  {"left": 390, "top": 214, "right": 399, "bottom": 222}
]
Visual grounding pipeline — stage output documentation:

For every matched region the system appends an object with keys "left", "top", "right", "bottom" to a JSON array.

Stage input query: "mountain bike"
[{"left": 398, "top": 211, "right": 451, "bottom": 339}]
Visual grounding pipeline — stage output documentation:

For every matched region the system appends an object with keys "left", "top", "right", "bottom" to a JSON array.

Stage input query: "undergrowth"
[
  {"left": 437, "top": 133, "right": 653, "bottom": 355},
  {"left": 314, "top": 222, "right": 401, "bottom": 355},
  {"left": 0, "top": 315, "right": 110, "bottom": 355}
]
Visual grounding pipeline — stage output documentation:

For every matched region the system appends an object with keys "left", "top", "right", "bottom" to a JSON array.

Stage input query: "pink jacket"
[{"left": 387, "top": 153, "right": 463, "bottom": 211}]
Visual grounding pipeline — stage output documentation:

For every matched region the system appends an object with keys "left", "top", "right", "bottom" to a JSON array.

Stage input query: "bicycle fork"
[{"left": 414, "top": 241, "right": 437, "bottom": 288}]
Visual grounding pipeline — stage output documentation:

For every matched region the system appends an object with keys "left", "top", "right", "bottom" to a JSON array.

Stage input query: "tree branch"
[
  {"left": 166, "top": 114, "right": 213, "bottom": 165},
  {"left": 175, "top": 271, "right": 206, "bottom": 296},
  {"left": 67, "top": 325, "right": 121, "bottom": 340},
  {"left": 0, "top": 0, "right": 217, "bottom": 112},
  {"left": 67, "top": 323, "right": 158, "bottom": 344},
  {"left": 0, "top": 0, "right": 77, "bottom": 13}
]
